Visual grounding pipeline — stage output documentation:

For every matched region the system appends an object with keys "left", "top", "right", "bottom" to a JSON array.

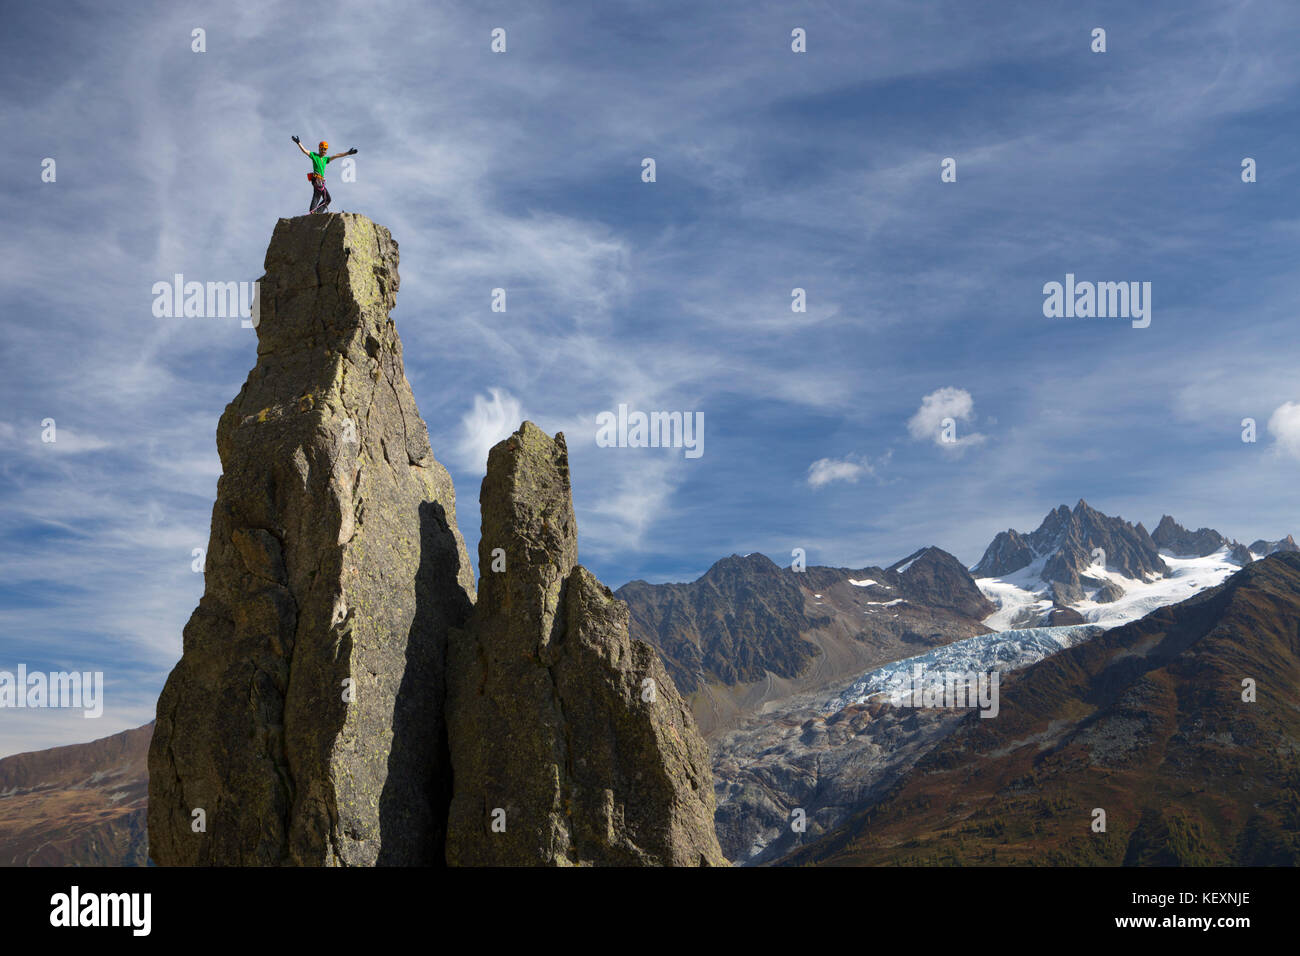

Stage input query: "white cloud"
[
  {"left": 807, "top": 454, "right": 873, "bottom": 488},
  {"left": 455, "top": 389, "right": 525, "bottom": 473},
  {"left": 581, "top": 457, "right": 683, "bottom": 555},
  {"left": 907, "top": 387, "right": 987, "bottom": 453},
  {"left": 1267, "top": 401, "right": 1300, "bottom": 460}
]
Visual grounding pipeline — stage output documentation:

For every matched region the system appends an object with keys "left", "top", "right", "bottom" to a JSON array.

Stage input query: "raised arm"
[
  {"left": 291, "top": 135, "right": 309, "bottom": 155},
  {"left": 327, "top": 148, "right": 358, "bottom": 161}
]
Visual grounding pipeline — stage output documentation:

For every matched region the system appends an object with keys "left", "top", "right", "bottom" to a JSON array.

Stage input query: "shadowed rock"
[
  {"left": 445, "top": 422, "right": 726, "bottom": 866},
  {"left": 148, "top": 213, "right": 474, "bottom": 866}
]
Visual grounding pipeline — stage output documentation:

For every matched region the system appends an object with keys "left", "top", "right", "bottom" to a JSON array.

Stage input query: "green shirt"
[{"left": 310, "top": 151, "right": 329, "bottom": 177}]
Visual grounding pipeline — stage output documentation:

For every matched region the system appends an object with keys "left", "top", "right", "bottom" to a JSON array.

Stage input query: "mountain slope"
[
  {"left": 0, "top": 723, "right": 151, "bottom": 866},
  {"left": 617, "top": 548, "right": 994, "bottom": 737},
  {"left": 618, "top": 548, "right": 993, "bottom": 694},
  {"left": 616, "top": 553, "right": 815, "bottom": 693},
  {"left": 781, "top": 552, "right": 1300, "bottom": 866}
]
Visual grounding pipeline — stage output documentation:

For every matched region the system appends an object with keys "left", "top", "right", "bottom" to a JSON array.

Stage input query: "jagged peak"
[{"left": 976, "top": 498, "right": 1169, "bottom": 586}]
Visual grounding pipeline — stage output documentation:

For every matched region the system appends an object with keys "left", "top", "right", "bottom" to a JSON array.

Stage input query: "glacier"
[{"left": 825, "top": 623, "right": 1103, "bottom": 714}]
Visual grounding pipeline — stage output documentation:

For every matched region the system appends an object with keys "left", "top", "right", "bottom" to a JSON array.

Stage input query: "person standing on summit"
[{"left": 292, "top": 135, "right": 357, "bottom": 214}]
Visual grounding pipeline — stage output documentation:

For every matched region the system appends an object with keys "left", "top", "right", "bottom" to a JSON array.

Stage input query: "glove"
[
  {"left": 348, "top": 147, "right": 358, "bottom": 155},
  {"left": 291, "top": 135, "right": 300, "bottom": 143}
]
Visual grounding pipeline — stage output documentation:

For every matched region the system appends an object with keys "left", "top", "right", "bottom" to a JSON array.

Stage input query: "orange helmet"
[{"left": 318, "top": 141, "right": 329, "bottom": 151}]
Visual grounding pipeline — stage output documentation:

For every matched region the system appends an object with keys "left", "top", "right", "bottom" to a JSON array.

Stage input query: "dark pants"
[{"left": 309, "top": 176, "right": 330, "bottom": 213}]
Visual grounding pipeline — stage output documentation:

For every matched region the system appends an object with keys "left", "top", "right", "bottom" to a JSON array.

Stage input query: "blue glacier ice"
[{"left": 825, "top": 624, "right": 1104, "bottom": 713}]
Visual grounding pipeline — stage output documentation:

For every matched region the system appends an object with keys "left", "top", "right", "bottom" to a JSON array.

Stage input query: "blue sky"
[{"left": 3, "top": 0, "right": 1299, "bottom": 755}]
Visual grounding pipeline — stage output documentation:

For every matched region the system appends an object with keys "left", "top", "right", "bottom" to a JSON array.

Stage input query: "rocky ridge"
[
  {"left": 1249, "top": 535, "right": 1299, "bottom": 557},
  {"left": 973, "top": 500, "right": 1167, "bottom": 604}
]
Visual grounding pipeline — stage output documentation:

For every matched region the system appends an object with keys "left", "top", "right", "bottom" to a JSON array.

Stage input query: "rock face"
[
  {"left": 1150, "top": 515, "right": 1260, "bottom": 567},
  {"left": 149, "top": 214, "right": 476, "bottom": 866},
  {"left": 1092, "top": 579, "right": 1125, "bottom": 604},
  {"left": 445, "top": 423, "right": 726, "bottom": 866},
  {"left": 1230, "top": 542, "right": 1255, "bottom": 566},
  {"left": 1045, "top": 605, "right": 1086, "bottom": 626},
  {"left": 969, "top": 528, "right": 1035, "bottom": 578}
]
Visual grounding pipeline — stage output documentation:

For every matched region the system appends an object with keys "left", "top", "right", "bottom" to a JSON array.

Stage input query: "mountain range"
[
  {"left": 781, "top": 550, "right": 1300, "bottom": 866},
  {"left": 970, "top": 501, "right": 1282, "bottom": 633},
  {"left": 973, "top": 500, "right": 1169, "bottom": 595},
  {"left": 615, "top": 546, "right": 994, "bottom": 734},
  {"left": 3, "top": 494, "right": 1295, "bottom": 866}
]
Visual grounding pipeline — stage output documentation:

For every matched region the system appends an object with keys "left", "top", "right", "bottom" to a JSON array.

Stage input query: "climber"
[{"left": 292, "top": 136, "right": 357, "bottom": 214}]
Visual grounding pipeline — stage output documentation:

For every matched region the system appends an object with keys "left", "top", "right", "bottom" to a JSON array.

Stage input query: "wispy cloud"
[
  {"left": 5, "top": 0, "right": 1300, "bottom": 755},
  {"left": 454, "top": 389, "right": 526, "bottom": 474}
]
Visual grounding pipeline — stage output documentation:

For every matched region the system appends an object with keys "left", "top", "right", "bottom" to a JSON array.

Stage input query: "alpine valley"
[{"left": 5, "top": 498, "right": 1291, "bottom": 867}]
